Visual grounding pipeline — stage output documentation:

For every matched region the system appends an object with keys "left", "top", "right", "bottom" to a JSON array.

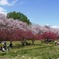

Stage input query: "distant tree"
[{"left": 7, "top": 11, "right": 31, "bottom": 24}]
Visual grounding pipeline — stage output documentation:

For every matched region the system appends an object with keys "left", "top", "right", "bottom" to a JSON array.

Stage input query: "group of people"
[
  {"left": 0, "top": 41, "right": 12, "bottom": 52},
  {"left": 0, "top": 41, "right": 31, "bottom": 52},
  {"left": 55, "top": 41, "right": 59, "bottom": 45},
  {"left": 0, "top": 41, "right": 6, "bottom": 52}
]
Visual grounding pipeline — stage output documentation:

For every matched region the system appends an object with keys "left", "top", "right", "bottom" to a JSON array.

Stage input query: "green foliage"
[{"left": 7, "top": 11, "right": 31, "bottom": 24}]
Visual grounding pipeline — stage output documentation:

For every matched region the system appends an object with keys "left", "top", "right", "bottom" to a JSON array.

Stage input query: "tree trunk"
[
  {"left": 20, "top": 39, "right": 26, "bottom": 46},
  {"left": 45, "top": 39, "right": 52, "bottom": 43},
  {"left": 32, "top": 39, "right": 34, "bottom": 45},
  {"left": 9, "top": 41, "right": 13, "bottom": 47}
]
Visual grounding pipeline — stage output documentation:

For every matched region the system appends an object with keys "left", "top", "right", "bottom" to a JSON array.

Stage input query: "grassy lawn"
[{"left": 0, "top": 41, "right": 59, "bottom": 59}]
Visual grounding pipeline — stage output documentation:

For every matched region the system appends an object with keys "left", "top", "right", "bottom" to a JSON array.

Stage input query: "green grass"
[{"left": 0, "top": 41, "right": 59, "bottom": 59}]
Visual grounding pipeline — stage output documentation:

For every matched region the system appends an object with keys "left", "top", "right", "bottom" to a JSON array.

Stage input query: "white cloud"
[
  {"left": 0, "top": 0, "right": 18, "bottom": 6},
  {"left": 43, "top": 24, "right": 59, "bottom": 29},
  {"left": 51, "top": 26, "right": 59, "bottom": 28},
  {"left": 0, "top": 0, "right": 9, "bottom": 5},
  {"left": 0, "top": 7, "right": 7, "bottom": 15}
]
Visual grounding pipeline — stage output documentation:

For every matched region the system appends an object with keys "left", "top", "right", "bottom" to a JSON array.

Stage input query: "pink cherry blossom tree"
[
  {"left": 0, "top": 13, "right": 59, "bottom": 46},
  {"left": 42, "top": 31, "right": 57, "bottom": 43}
]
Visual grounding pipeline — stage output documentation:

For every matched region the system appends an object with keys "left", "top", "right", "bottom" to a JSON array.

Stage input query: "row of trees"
[
  {"left": 0, "top": 28, "right": 57, "bottom": 44},
  {"left": 0, "top": 12, "right": 59, "bottom": 45}
]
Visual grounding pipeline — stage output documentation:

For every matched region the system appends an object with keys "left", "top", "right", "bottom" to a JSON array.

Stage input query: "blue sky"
[{"left": 0, "top": 0, "right": 59, "bottom": 26}]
